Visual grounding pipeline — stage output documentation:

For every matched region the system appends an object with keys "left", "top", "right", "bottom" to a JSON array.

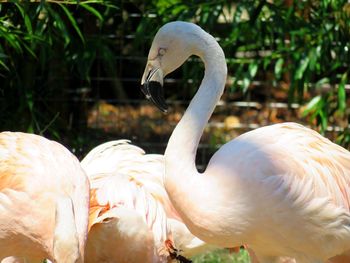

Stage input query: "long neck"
[{"left": 164, "top": 33, "right": 227, "bottom": 220}]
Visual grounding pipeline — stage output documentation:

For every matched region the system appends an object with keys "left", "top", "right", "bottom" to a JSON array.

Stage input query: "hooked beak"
[{"left": 141, "top": 62, "right": 168, "bottom": 113}]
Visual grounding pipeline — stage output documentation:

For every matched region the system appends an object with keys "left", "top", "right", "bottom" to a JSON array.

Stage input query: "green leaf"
[
  {"left": 248, "top": 63, "right": 258, "bottom": 78},
  {"left": 0, "top": 31, "right": 22, "bottom": 53},
  {"left": 21, "top": 41, "right": 37, "bottom": 58},
  {"left": 308, "top": 47, "right": 318, "bottom": 71},
  {"left": 274, "top": 57, "right": 284, "bottom": 79},
  {"left": 14, "top": 3, "right": 25, "bottom": 17},
  {"left": 15, "top": 3, "right": 33, "bottom": 35},
  {"left": 58, "top": 3, "right": 85, "bottom": 44},
  {"left": 315, "top": 77, "right": 330, "bottom": 89},
  {"left": 242, "top": 76, "right": 250, "bottom": 93},
  {"left": 302, "top": 95, "right": 321, "bottom": 117},
  {"left": 0, "top": 59, "right": 9, "bottom": 71},
  {"left": 80, "top": 3, "right": 103, "bottom": 21},
  {"left": 338, "top": 82, "right": 346, "bottom": 112},
  {"left": 295, "top": 57, "right": 309, "bottom": 80},
  {"left": 338, "top": 72, "right": 348, "bottom": 112},
  {"left": 319, "top": 109, "right": 328, "bottom": 132},
  {"left": 24, "top": 15, "right": 33, "bottom": 35},
  {"left": 263, "top": 56, "right": 271, "bottom": 70},
  {"left": 47, "top": 6, "right": 70, "bottom": 45}
]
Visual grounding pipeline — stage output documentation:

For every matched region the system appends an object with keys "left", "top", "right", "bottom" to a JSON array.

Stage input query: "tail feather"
[{"left": 53, "top": 196, "right": 81, "bottom": 263}]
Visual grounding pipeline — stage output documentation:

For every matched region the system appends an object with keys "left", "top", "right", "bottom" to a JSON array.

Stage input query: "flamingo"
[
  {"left": 140, "top": 21, "right": 350, "bottom": 263},
  {"left": 80, "top": 140, "right": 216, "bottom": 263},
  {"left": 0, "top": 132, "right": 89, "bottom": 263}
]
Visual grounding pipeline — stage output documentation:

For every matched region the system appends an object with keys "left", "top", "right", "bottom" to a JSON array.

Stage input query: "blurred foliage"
[
  {"left": 136, "top": 0, "right": 350, "bottom": 147},
  {"left": 192, "top": 248, "right": 250, "bottom": 263},
  {"left": 0, "top": 0, "right": 117, "bottom": 145},
  {"left": 1, "top": 0, "right": 350, "bottom": 150}
]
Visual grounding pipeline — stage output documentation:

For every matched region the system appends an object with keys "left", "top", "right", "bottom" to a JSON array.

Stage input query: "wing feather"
[{"left": 235, "top": 123, "right": 350, "bottom": 212}]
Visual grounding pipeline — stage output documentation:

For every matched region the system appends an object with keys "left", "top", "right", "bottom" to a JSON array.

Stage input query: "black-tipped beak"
[
  {"left": 141, "top": 80, "right": 168, "bottom": 113},
  {"left": 141, "top": 65, "right": 168, "bottom": 113}
]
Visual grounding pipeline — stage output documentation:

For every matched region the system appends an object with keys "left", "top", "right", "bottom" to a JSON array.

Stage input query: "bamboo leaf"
[
  {"left": 319, "top": 109, "right": 328, "bottom": 133},
  {"left": 338, "top": 82, "right": 346, "bottom": 112},
  {"left": 308, "top": 47, "right": 318, "bottom": 71},
  {"left": 338, "top": 72, "right": 348, "bottom": 112},
  {"left": 0, "top": 30, "right": 22, "bottom": 53},
  {"left": 0, "top": 59, "right": 9, "bottom": 71},
  {"left": 58, "top": 3, "right": 85, "bottom": 44},
  {"left": 295, "top": 57, "right": 309, "bottom": 80},
  {"left": 15, "top": 3, "right": 33, "bottom": 35},
  {"left": 274, "top": 57, "right": 284, "bottom": 79},
  {"left": 14, "top": 3, "right": 25, "bottom": 17},
  {"left": 80, "top": 3, "right": 103, "bottom": 21},
  {"left": 47, "top": 6, "right": 70, "bottom": 45},
  {"left": 21, "top": 41, "right": 37, "bottom": 58},
  {"left": 24, "top": 14, "right": 33, "bottom": 35},
  {"left": 302, "top": 95, "right": 321, "bottom": 117},
  {"left": 242, "top": 76, "right": 250, "bottom": 93},
  {"left": 248, "top": 63, "right": 258, "bottom": 78},
  {"left": 315, "top": 77, "right": 330, "bottom": 88},
  {"left": 263, "top": 56, "right": 271, "bottom": 70}
]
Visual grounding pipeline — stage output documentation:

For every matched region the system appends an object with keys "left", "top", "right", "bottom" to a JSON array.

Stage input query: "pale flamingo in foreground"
[
  {"left": 0, "top": 132, "right": 89, "bottom": 263},
  {"left": 141, "top": 21, "right": 350, "bottom": 263},
  {"left": 80, "top": 140, "right": 216, "bottom": 263}
]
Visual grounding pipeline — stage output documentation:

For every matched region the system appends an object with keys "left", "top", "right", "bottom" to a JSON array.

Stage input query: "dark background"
[{"left": 1, "top": 0, "right": 349, "bottom": 169}]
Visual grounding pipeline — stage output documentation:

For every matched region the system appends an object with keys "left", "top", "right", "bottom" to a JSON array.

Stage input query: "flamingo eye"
[{"left": 158, "top": 48, "right": 166, "bottom": 56}]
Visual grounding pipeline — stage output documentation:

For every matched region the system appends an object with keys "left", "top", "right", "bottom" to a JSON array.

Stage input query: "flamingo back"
[{"left": 0, "top": 132, "right": 89, "bottom": 262}]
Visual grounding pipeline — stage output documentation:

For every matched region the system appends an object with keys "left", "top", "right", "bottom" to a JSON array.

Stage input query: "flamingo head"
[{"left": 141, "top": 21, "right": 206, "bottom": 113}]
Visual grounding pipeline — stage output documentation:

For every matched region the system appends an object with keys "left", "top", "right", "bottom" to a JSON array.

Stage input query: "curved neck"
[
  {"left": 163, "top": 33, "right": 227, "bottom": 219},
  {"left": 164, "top": 35, "right": 227, "bottom": 171}
]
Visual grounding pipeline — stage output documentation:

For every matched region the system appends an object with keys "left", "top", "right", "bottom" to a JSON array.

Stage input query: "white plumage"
[
  {"left": 141, "top": 21, "right": 350, "bottom": 263},
  {"left": 0, "top": 132, "right": 89, "bottom": 263},
  {"left": 81, "top": 140, "right": 215, "bottom": 263}
]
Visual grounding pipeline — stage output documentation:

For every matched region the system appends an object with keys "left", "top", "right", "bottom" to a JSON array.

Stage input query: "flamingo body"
[
  {"left": 86, "top": 174, "right": 158, "bottom": 263},
  {"left": 81, "top": 140, "right": 214, "bottom": 263},
  {"left": 141, "top": 21, "right": 350, "bottom": 263},
  {"left": 0, "top": 132, "right": 89, "bottom": 262},
  {"left": 198, "top": 122, "right": 350, "bottom": 260}
]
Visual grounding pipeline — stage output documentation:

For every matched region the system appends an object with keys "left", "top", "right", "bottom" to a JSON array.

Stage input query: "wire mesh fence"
[
  {"left": 1, "top": 1, "right": 349, "bottom": 170},
  {"left": 53, "top": 2, "right": 349, "bottom": 171}
]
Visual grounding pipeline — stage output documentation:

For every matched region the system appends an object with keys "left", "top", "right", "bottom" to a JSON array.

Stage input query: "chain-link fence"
[
  {"left": 68, "top": 3, "right": 349, "bottom": 171},
  {"left": 2, "top": 1, "right": 349, "bottom": 170}
]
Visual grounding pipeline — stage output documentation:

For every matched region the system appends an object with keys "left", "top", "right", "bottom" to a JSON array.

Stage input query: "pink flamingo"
[
  {"left": 141, "top": 21, "right": 350, "bottom": 263},
  {"left": 0, "top": 132, "right": 89, "bottom": 262}
]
